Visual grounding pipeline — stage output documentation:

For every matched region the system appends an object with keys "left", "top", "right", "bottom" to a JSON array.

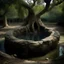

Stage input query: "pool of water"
[
  {"left": 15, "top": 31, "right": 51, "bottom": 41},
  {"left": 0, "top": 39, "right": 5, "bottom": 52}
]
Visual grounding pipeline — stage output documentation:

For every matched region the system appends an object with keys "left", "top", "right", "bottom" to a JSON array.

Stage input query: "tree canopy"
[{"left": 0, "top": 0, "right": 64, "bottom": 27}]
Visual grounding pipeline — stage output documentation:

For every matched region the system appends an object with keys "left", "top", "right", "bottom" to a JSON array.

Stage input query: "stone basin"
[{"left": 4, "top": 27, "right": 60, "bottom": 58}]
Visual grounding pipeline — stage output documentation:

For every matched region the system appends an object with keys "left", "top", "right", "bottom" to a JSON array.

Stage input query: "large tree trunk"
[{"left": 24, "top": 14, "right": 47, "bottom": 33}]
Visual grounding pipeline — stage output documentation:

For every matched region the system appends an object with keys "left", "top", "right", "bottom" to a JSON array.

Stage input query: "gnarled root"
[{"left": 25, "top": 19, "right": 45, "bottom": 33}]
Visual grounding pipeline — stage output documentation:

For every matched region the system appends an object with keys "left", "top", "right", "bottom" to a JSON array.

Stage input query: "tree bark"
[{"left": 2, "top": 16, "right": 9, "bottom": 27}]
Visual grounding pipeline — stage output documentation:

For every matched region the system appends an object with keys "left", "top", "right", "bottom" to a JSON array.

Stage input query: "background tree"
[
  {"left": 0, "top": 0, "right": 12, "bottom": 27},
  {"left": 0, "top": 0, "right": 18, "bottom": 27}
]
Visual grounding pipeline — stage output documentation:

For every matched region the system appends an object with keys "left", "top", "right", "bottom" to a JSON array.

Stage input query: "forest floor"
[{"left": 0, "top": 22, "right": 64, "bottom": 64}]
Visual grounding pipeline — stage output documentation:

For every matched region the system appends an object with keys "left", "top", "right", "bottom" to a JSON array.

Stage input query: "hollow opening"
[
  {"left": 34, "top": 22, "right": 38, "bottom": 30},
  {"left": 13, "top": 28, "right": 51, "bottom": 41}
]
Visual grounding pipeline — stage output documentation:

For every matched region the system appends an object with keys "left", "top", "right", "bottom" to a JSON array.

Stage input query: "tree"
[
  {"left": 0, "top": 0, "right": 18, "bottom": 27},
  {"left": 0, "top": 0, "right": 11, "bottom": 27},
  {"left": 16, "top": 0, "right": 64, "bottom": 32}
]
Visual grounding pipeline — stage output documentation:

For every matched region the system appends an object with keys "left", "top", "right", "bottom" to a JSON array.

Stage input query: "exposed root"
[
  {"left": 23, "top": 17, "right": 47, "bottom": 34},
  {"left": 25, "top": 20, "right": 46, "bottom": 33}
]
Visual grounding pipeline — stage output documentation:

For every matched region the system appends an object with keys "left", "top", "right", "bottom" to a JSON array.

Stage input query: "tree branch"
[
  {"left": 36, "top": 2, "right": 50, "bottom": 17},
  {"left": 36, "top": 0, "right": 64, "bottom": 17},
  {"left": 19, "top": 1, "right": 35, "bottom": 24},
  {"left": 49, "top": 0, "right": 64, "bottom": 11},
  {"left": 31, "top": 0, "right": 36, "bottom": 7},
  {"left": 20, "top": 1, "right": 35, "bottom": 15}
]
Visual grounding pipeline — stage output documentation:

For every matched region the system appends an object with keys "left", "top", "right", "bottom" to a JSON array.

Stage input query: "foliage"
[
  {"left": 15, "top": 4, "right": 28, "bottom": 18},
  {"left": 33, "top": 5, "right": 44, "bottom": 14},
  {"left": 7, "top": 4, "right": 18, "bottom": 18},
  {"left": 0, "top": 0, "right": 12, "bottom": 16},
  {"left": 0, "top": 0, "right": 64, "bottom": 21},
  {"left": 41, "top": 1, "right": 64, "bottom": 22}
]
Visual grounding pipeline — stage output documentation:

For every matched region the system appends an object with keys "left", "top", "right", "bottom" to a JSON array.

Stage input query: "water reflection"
[
  {"left": 0, "top": 40, "right": 5, "bottom": 52},
  {"left": 59, "top": 43, "right": 64, "bottom": 56},
  {"left": 16, "top": 31, "right": 50, "bottom": 41}
]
